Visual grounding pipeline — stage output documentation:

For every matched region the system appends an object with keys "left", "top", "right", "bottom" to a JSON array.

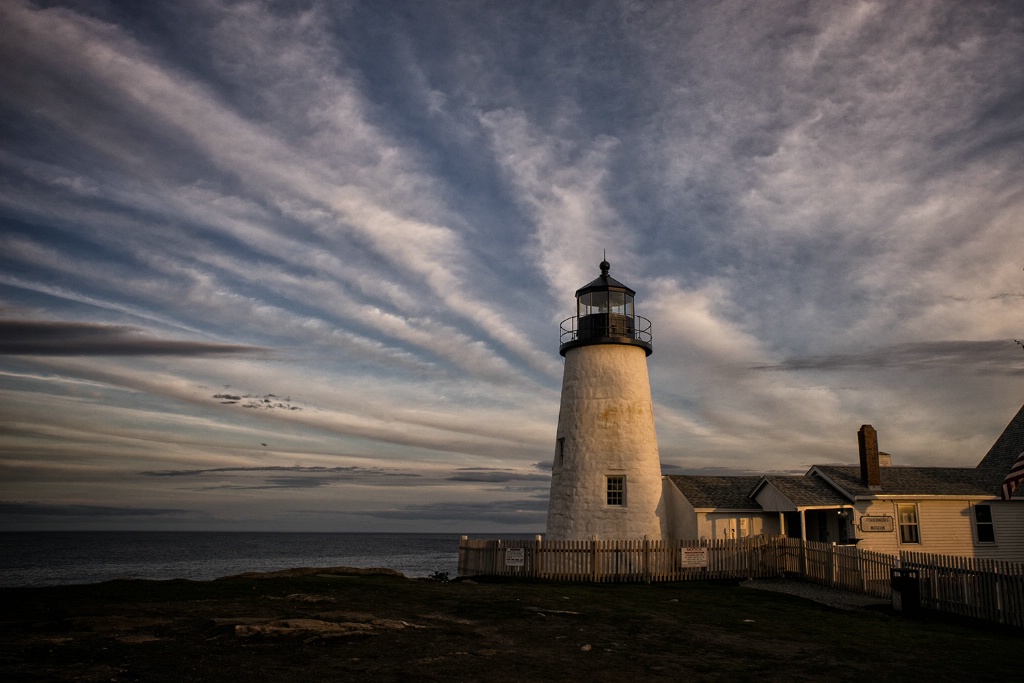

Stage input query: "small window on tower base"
[{"left": 606, "top": 476, "right": 625, "bottom": 506}]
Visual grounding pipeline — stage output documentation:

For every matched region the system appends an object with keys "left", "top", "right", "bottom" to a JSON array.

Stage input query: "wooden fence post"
[
  {"left": 643, "top": 536, "right": 650, "bottom": 584},
  {"left": 830, "top": 543, "right": 837, "bottom": 588},
  {"left": 533, "top": 534, "right": 542, "bottom": 580}
]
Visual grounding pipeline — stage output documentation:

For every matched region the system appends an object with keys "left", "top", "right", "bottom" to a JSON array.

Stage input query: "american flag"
[{"left": 1001, "top": 451, "right": 1024, "bottom": 500}]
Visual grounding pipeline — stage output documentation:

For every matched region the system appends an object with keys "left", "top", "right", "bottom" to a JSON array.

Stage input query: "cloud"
[
  {"left": 447, "top": 467, "right": 550, "bottom": 484},
  {"left": 0, "top": 1, "right": 1021, "bottom": 531},
  {"left": 753, "top": 340, "right": 1024, "bottom": 375},
  {"left": 663, "top": 464, "right": 804, "bottom": 477},
  {"left": 367, "top": 497, "right": 549, "bottom": 527},
  {"left": 212, "top": 393, "right": 302, "bottom": 410},
  {"left": 137, "top": 465, "right": 430, "bottom": 491},
  {"left": 139, "top": 465, "right": 420, "bottom": 479},
  {"left": 0, "top": 320, "right": 266, "bottom": 357},
  {"left": 0, "top": 501, "right": 190, "bottom": 518}
]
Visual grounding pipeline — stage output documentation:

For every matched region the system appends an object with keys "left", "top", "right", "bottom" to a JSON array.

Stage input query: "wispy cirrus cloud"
[
  {"left": 752, "top": 340, "right": 1024, "bottom": 375},
  {"left": 1, "top": 0, "right": 1021, "bottom": 531}
]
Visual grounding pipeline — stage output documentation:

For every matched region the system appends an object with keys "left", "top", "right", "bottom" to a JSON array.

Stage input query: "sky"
[{"left": 1, "top": 0, "right": 1023, "bottom": 533}]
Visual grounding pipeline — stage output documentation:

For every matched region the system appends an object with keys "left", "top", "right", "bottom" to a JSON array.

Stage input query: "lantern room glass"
[{"left": 579, "top": 291, "right": 632, "bottom": 318}]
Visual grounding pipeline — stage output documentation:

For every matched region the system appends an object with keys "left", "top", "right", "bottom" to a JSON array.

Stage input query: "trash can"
[{"left": 890, "top": 568, "right": 920, "bottom": 612}]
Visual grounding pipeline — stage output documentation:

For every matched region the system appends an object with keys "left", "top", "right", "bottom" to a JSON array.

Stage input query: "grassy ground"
[{"left": 1, "top": 572, "right": 1019, "bottom": 682}]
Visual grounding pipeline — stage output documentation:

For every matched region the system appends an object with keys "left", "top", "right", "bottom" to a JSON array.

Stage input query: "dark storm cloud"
[
  {"left": 753, "top": 340, "right": 1024, "bottom": 375},
  {"left": 0, "top": 320, "right": 266, "bottom": 357},
  {"left": 0, "top": 501, "right": 189, "bottom": 517}
]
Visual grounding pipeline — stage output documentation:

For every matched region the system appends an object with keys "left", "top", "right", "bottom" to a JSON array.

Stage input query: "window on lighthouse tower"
[{"left": 606, "top": 476, "right": 625, "bottom": 506}]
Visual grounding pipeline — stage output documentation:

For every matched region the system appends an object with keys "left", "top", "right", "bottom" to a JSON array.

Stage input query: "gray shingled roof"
[
  {"left": 666, "top": 475, "right": 763, "bottom": 509},
  {"left": 976, "top": 402, "right": 1024, "bottom": 471},
  {"left": 758, "top": 474, "right": 851, "bottom": 506},
  {"left": 813, "top": 465, "right": 1005, "bottom": 498}
]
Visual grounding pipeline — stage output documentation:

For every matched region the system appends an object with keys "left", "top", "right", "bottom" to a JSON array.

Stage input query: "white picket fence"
[
  {"left": 899, "top": 551, "right": 1024, "bottom": 627},
  {"left": 459, "top": 535, "right": 789, "bottom": 583},
  {"left": 458, "top": 535, "right": 1024, "bottom": 627}
]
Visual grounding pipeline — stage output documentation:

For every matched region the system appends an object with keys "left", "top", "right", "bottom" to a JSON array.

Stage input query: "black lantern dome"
[{"left": 559, "top": 261, "right": 652, "bottom": 356}]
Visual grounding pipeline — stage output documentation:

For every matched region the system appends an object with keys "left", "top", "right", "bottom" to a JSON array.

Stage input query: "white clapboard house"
[{"left": 662, "top": 404, "right": 1024, "bottom": 561}]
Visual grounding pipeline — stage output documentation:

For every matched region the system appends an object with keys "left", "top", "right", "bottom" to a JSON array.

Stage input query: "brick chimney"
[{"left": 858, "top": 424, "right": 882, "bottom": 490}]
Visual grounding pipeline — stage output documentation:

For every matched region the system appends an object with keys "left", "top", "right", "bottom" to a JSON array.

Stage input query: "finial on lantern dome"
[{"left": 599, "top": 259, "right": 610, "bottom": 276}]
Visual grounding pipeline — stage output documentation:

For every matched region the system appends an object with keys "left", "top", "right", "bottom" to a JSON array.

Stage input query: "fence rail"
[{"left": 458, "top": 535, "right": 1024, "bottom": 627}]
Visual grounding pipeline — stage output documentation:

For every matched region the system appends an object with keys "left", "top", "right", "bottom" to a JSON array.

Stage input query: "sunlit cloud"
[{"left": 1, "top": 0, "right": 1021, "bottom": 531}]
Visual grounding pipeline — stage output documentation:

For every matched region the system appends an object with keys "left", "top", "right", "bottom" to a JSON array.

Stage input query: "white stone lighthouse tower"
[{"left": 546, "top": 260, "right": 664, "bottom": 541}]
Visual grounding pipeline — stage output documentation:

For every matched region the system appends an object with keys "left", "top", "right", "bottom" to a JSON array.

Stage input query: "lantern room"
[{"left": 559, "top": 260, "right": 652, "bottom": 356}]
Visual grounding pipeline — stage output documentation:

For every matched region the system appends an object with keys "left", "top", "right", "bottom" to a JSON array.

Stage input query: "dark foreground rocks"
[{"left": 1, "top": 570, "right": 1019, "bottom": 682}]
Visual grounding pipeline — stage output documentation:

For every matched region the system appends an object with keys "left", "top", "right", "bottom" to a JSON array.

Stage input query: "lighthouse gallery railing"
[{"left": 559, "top": 314, "right": 652, "bottom": 347}]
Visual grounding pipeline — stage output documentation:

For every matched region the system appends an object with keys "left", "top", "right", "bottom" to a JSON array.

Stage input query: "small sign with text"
[
  {"left": 858, "top": 515, "right": 894, "bottom": 532},
  {"left": 681, "top": 546, "right": 709, "bottom": 568},
  {"left": 505, "top": 547, "right": 525, "bottom": 567}
]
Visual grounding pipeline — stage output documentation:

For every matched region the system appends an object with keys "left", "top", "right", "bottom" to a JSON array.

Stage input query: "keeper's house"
[{"left": 662, "top": 404, "right": 1024, "bottom": 561}]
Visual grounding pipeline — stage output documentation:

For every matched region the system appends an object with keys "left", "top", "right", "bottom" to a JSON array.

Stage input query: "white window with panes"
[
  {"left": 606, "top": 476, "right": 625, "bottom": 507},
  {"left": 897, "top": 503, "right": 920, "bottom": 544},
  {"left": 973, "top": 503, "right": 995, "bottom": 544}
]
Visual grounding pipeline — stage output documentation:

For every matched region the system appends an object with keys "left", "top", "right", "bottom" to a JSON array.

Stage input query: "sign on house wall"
[
  {"left": 681, "top": 546, "right": 709, "bottom": 568},
  {"left": 858, "top": 515, "right": 894, "bottom": 533}
]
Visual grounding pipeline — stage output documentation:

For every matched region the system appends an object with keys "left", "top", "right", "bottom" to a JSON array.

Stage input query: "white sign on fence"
[
  {"left": 681, "top": 546, "right": 709, "bottom": 568},
  {"left": 505, "top": 547, "right": 525, "bottom": 567}
]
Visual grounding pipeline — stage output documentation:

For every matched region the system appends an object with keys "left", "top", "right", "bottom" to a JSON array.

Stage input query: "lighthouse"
[{"left": 546, "top": 260, "right": 664, "bottom": 541}]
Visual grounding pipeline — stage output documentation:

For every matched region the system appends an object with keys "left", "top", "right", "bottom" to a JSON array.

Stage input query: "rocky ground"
[{"left": 1, "top": 568, "right": 1018, "bottom": 682}]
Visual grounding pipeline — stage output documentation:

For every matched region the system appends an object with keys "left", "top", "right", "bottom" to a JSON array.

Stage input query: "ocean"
[{"left": 0, "top": 531, "right": 530, "bottom": 587}]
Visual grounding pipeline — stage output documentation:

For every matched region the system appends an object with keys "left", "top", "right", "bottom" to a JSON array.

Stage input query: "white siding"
[
  {"left": 659, "top": 477, "right": 697, "bottom": 540},
  {"left": 696, "top": 511, "right": 776, "bottom": 541},
  {"left": 979, "top": 501, "right": 1024, "bottom": 562},
  {"left": 752, "top": 482, "right": 797, "bottom": 512},
  {"left": 853, "top": 498, "right": 1024, "bottom": 560}
]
